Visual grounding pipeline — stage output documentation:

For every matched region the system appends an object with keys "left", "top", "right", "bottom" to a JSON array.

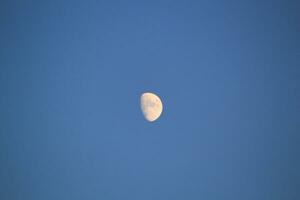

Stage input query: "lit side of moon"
[{"left": 140, "top": 92, "right": 163, "bottom": 122}]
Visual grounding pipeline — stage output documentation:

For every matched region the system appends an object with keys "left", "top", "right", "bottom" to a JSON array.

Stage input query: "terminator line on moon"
[{"left": 140, "top": 92, "right": 163, "bottom": 122}]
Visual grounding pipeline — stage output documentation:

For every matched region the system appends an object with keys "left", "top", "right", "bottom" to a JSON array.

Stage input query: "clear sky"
[{"left": 1, "top": 0, "right": 299, "bottom": 199}]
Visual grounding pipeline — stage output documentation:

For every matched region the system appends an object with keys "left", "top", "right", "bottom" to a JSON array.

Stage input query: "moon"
[{"left": 140, "top": 92, "right": 163, "bottom": 122}]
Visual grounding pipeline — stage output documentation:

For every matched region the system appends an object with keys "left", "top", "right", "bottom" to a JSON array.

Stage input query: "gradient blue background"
[{"left": 1, "top": 0, "right": 299, "bottom": 199}]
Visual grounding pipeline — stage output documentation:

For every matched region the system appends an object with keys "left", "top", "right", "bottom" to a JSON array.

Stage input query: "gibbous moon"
[{"left": 140, "top": 92, "right": 163, "bottom": 122}]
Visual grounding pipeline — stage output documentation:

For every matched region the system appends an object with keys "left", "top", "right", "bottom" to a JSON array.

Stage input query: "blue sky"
[{"left": 1, "top": 0, "right": 299, "bottom": 199}]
